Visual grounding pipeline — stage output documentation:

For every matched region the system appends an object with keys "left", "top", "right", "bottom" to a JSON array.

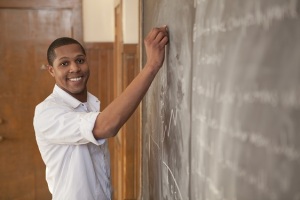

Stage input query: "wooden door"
[{"left": 0, "top": 1, "right": 82, "bottom": 199}]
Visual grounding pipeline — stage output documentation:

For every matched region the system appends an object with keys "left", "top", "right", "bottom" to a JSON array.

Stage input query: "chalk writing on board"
[
  {"left": 193, "top": 0, "right": 298, "bottom": 40},
  {"left": 197, "top": 138, "right": 279, "bottom": 200},
  {"left": 193, "top": 78, "right": 300, "bottom": 108},
  {"left": 196, "top": 51, "right": 222, "bottom": 66},
  {"left": 148, "top": 107, "right": 183, "bottom": 199},
  {"left": 163, "top": 161, "right": 183, "bottom": 200},
  {"left": 150, "top": 132, "right": 160, "bottom": 150},
  {"left": 196, "top": 169, "right": 232, "bottom": 200},
  {"left": 148, "top": 108, "right": 179, "bottom": 150},
  {"left": 194, "top": 112, "right": 300, "bottom": 162},
  {"left": 162, "top": 108, "right": 178, "bottom": 143}
]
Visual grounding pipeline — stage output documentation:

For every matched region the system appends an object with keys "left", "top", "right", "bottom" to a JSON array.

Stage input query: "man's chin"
[{"left": 66, "top": 87, "right": 86, "bottom": 95}]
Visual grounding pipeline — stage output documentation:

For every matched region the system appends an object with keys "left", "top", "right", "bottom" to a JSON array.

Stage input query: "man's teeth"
[{"left": 69, "top": 77, "right": 82, "bottom": 81}]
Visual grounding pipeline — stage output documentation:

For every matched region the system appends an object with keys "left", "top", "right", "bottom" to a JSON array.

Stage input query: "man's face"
[{"left": 48, "top": 44, "right": 90, "bottom": 99}]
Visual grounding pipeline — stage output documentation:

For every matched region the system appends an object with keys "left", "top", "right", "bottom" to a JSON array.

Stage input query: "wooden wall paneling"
[
  {"left": 85, "top": 42, "right": 114, "bottom": 108},
  {"left": 85, "top": 45, "right": 99, "bottom": 97},
  {"left": 122, "top": 44, "right": 140, "bottom": 199}
]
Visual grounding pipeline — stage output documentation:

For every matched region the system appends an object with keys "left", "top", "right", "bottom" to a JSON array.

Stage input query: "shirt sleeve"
[
  {"left": 79, "top": 111, "right": 105, "bottom": 145},
  {"left": 33, "top": 101, "right": 105, "bottom": 145}
]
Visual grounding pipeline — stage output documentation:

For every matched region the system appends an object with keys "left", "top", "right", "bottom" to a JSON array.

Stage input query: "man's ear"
[{"left": 47, "top": 65, "right": 55, "bottom": 77}]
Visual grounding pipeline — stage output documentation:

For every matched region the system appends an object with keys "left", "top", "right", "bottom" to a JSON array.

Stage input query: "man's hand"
[{"left": 144, "top": 25, "right": 169, "bottom": 71}]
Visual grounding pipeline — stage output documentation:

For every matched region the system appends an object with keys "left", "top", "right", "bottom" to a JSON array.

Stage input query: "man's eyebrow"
[
  {"left": 58, "top": 54, "right": 85, "bottom": 61},
  {"left": 58, "top": 57, "right": 69, "bottom": 61},
  {"left": 76, "top": 54, "right": 86, "bottom": 58}
]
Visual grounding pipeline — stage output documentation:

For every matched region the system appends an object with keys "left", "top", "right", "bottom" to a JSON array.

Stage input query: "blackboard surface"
[{"left": 141, "top": 0, "right": 300, "bottom": 200}]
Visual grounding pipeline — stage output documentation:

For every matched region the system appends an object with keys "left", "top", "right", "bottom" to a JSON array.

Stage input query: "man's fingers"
[
  {"left": 154, "top": 30, "right": 168, "bottom": 43},
  {"left": 145, "top": 26, "right": 169, "bottom": 45},
  {"left": 154, "top": 26, "right": 168, "bottom": 41},
  {"left": 159, "top": 36, "right": 169, "bottom": 46},
  {"left": 145, "top": 27, "right": 161, "bottom": 42}
]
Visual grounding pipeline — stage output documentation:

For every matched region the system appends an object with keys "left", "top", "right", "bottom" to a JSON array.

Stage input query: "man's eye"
[
  {"left": 60, "top": 62, "right": 68, "bottom": 66},
  {"left": 77, "top": 59, "right": 85, "bottom": 64}
]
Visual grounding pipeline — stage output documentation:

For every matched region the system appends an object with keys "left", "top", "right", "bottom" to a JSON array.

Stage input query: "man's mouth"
[{"left": 68, "top": 76, "right": 83, "bottom": 82}]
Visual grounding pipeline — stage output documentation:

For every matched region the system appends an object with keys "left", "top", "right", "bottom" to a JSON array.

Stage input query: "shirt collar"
[{"left": 53, "top": 85, "right": 100, "bottom": 110}]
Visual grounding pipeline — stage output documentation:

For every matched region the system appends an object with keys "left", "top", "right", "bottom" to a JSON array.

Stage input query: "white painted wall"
[
  {"left": 123, "top": 0, "right": 139, "bottom": 44},
  {"left": 83, "top": 0, "right": 138, "bottom": 44},
  {"left": 82, "top": 0, "right": 114, "bottom": 42}
]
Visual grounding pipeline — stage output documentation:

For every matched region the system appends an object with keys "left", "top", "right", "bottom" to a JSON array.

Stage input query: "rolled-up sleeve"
[
  {"left": 80, "top": 112, "right": 105, "bottom": 145},
  {"left": 34, "top": 101, "right": 105, "bottom": 146}
]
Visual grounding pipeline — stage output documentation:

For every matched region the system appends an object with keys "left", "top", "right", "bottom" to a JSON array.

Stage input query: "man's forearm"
[{"left": 93, "top": 63, "right": 159, "bottom": 139}]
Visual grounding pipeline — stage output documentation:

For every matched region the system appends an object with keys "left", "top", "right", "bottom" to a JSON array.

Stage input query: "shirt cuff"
[{"left": 79, "top": 112, "right": 105, "bottom": 146}]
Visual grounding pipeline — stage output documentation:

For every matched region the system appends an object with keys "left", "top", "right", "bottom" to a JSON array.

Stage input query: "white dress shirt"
[{"left": 34, "top": 85, "right": 112, "bottom": 200}]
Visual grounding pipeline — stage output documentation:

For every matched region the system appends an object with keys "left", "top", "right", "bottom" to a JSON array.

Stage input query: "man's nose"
[{"left": 69, "top": 62, "right": 81, "bottom": 72}]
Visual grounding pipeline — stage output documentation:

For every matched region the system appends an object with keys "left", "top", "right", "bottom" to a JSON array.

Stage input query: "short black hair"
[{"left": 47, "top": 37, "right": 86, "bottom": 66}]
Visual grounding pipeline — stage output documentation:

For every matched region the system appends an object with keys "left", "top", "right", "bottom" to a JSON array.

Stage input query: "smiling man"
[
  {"left": 33, "top": 26, "right": 169, "bottom": 200},
  {"left": 47, "top": 39, "right": 90, "bottom": 102}
]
